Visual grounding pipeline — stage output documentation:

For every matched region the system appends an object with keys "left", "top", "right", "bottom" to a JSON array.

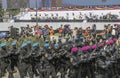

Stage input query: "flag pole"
[{"left": 36, "top": 0, "right": 38, "bottom": 25}]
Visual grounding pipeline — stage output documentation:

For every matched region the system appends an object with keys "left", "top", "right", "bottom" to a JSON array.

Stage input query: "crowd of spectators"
[
  {"left": 1, "top": 23, "right": 120, "bottom": 48},
  {"left": 19, "top": 24, "right": 73, "bottom": 41},
  {"left": 6, "top": 24, "right": 120, "bottom": 43},
  {"left": 20, "top": 25, "right": 50, "bottom": 41}
]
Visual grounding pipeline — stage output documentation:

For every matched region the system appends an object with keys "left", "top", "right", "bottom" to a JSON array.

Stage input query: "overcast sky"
[{"left": 62, "top": 0, "right": 120, "bottom": 6}]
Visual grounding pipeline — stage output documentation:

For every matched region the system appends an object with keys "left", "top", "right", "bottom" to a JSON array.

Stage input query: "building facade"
[
  {"left": 45, "top": 0, "right": 51, "bottom": 7},
  {"left": 51, "top": 0, "right": 56, "bottom": 7},
  {"left": 41, "top": 0, "right": 63, "bottom": 7},
  {"left": 56, "top": 0, "right": 62, "bottom": 7},
  {"left": 41, "top": 0, "right": 45, "bottom": 7},
  {"left": 41, "top": 0, "right": 51, "bottom": 7}
]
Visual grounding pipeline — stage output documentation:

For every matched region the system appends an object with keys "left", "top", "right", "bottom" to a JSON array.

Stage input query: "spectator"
[
  {"left": 42, "top": 25, "right": 50, "bottom": 41},
  {"left": 106, "top": 25, "right": 112, "bottom": 39},
  {"left": 26, "top": 25, "right": 32, "bottom": 36},
  {"left": 49, "top": 26, "right": 54, "bottom": 40},
  {"left": 84, "top": 27, "right": 90, "bottom": 37},
  {"left": 77, "top": 27, "right": 83, "bottom": 38},
  {"left": 91, "top": 24, "right": 97, "bottom": 38},
  {"left": 59, "top": 25, "right": 63, "bottom": 37},
  {"left": 63, "top": 26, "right": 66, "bottom": 37},
  {"left": 36, "top": 26, "right": 42, "bottom": 38},
  {"left": 111, "top": 26, "right": 116, "bottom": 38},
  {"left": 64, "top": 25, "right": 72, "bottom": 37},
  {"left": 72, "top": 27, "right": 78, "bottom": 38},
  {"left": 31, "top": 26, "right": 35, "bottom": 35}
]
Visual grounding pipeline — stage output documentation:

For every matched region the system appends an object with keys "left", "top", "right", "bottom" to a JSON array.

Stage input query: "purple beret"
[
  {"left": 92, "top": 44, "right": 97, "bottom": 49},
  {"left": 71, "top": 47, "right": 78, "bottom": 53},
  {"left": 109, "top": 40, "right": 114, "bottom": 44},
  {"left": 106, "top": 41, "right": 110, "bottom": 45},
  {"left": 81, "top": 46, "right": 87, "bottom": 51},
  {"left": 112, "top": 38, "right": 117, "bottom": 42},
  {"left": 99, "top": 43, "right": 104, "bottom": 47},
  {"left": 86, "top": 46, "right": 91, "bottom": 50}
]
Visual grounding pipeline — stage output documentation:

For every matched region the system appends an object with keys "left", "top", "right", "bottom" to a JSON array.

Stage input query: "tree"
[{"left": 0, "top": 9, "right": 3, "bottom": 18}]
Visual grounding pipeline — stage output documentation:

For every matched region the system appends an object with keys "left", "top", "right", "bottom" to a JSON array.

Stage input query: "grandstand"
[
  {"left": 14, "top": 9, "right": 120, "bottom": 22},
  {"left": 1, "top": 0, "right": 120, "bottom": 22}
]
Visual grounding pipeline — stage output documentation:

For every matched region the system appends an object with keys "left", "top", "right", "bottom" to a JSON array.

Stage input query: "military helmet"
[
  {"left": 54, "top": 43, "right": 59, "bottom": 49},
  {"left": 74, "top": 38, "right": 79, "bottom": 41},
  {"left": 43, "top": 43, "right": 49, "bottom": 47},
  {"left": 21, "top": 43, "right": 27, "bottom": 48},
  {"left": 58, "top": 37, "right": 62, "bottom": 41},
  {"left": 11, "top": 42, "right": 16, "bottom": 46},
  {"left": 32, "top": 42, "right": 39, "bottom": 47},
  {"left": 71, "top": 47, "right": 78, "bottom": 53},
  {"left": 26, "top": 41, "right": 31, "bottom": 44},
  {"left": 45, "top": 40, "right": 49, "bottom": 43}
]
